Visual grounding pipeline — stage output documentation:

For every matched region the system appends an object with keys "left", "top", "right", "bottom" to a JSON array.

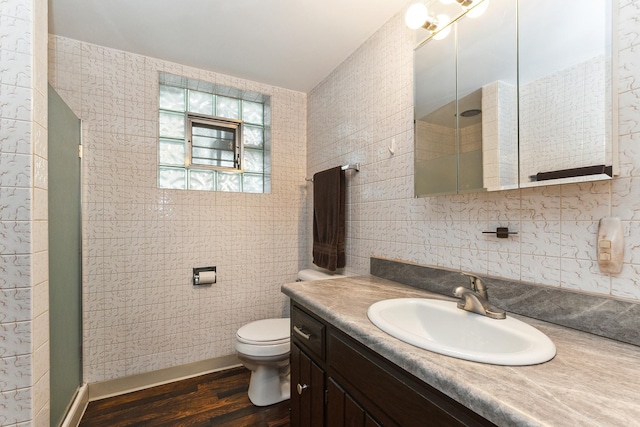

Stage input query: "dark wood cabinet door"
[
  {"left": 291, "top": 344, "right": 302, "bottom": 426},
  {"left": 327, "top": 377, "right": 382, "bottom": 427},
  {"left": 326, "top": 377, "right": 345, "bottom": 426},
  {"left": 291, "top": 343, "right": 325, "bottom": 427}
]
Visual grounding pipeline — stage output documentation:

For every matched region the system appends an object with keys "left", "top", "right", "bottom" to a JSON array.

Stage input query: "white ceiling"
[{"left": 48, "top": 0, "right": 410, "bottom": 93}]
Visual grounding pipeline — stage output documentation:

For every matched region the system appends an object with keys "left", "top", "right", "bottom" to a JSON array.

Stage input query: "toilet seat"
[
  {"left": 236, "top": 318, "right": 290, "bottom": 344},
  {"left": 236, "top": 318, "right": 290, "bottom": 357},
  {"left": 237, "top": 336, "right": 289, "bottom": 345}
]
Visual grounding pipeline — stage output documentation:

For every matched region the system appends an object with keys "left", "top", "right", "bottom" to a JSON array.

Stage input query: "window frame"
[{"left": 186, "top": 113, "right": 244, "bottom": 173}]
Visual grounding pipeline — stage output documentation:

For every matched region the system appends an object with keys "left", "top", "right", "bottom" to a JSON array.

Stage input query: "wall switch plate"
[{"left": 597, "top": 217, "right": 623, "bottom": 274}]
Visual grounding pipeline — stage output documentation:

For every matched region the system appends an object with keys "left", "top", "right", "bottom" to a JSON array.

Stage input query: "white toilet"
[{"left": 236, "top": 268, "right": 344, "bottom": 406}]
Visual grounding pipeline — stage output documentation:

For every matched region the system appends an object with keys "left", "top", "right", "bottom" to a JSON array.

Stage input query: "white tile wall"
[
  {"left": 31, "top": 0, "right": 50, "bottom": 423},
  {"left": 0, "top": 0, "right": 49, "bottom": 424},
  {"left": 48, "top": 36, "right": 308, "bottom": 384},
  {"left": 307, "top": 2, "right": 640, "bottom": 301}
]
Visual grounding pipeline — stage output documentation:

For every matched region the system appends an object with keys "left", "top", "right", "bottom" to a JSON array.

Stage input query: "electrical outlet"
[{"left": 597, "top": 218, "right": 623, "bottom": 274}]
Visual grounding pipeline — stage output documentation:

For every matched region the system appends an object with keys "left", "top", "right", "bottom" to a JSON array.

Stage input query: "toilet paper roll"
[{"left": 197, "top": 271, "right": 217, "bottom": 285}]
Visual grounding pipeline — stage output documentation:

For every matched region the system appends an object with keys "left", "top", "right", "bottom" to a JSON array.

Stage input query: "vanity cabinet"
[{"left": 290, "top": 303, "right": 495, "bottom": 427}]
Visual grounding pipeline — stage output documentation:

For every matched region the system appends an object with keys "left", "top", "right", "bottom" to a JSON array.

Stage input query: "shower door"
[{"left": 48, "top": 85, "right": 83, "bottom": 426}]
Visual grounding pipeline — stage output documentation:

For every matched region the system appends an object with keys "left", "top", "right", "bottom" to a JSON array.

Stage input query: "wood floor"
[{"left": 79, "top": 367, "right": 290, "bottom": 427}]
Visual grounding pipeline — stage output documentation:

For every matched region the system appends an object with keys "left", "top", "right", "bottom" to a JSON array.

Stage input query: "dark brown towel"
[{"left": 312, "top": 166, "right": 346, "bottom": 271}]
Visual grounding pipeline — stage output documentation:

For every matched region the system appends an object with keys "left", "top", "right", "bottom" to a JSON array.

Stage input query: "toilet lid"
[{"left": 237, "top": 318, "right": 290, "bottom": 344}]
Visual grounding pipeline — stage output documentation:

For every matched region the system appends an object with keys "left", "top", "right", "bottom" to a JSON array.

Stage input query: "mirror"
[
  {"left": 518, "top": 0, "right": 614, "bottom": 187},
  {"left": 413, "top": 0, "right": 616, "bottom": 197},
  {"left": 414, "top": 25, "right": 457, "bottom": 196},
  {"left": 457, "top": 0, "right": 517, "bottom": 192}
]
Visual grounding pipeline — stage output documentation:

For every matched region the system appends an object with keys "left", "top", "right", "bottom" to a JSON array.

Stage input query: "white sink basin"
[{"left": 367, "top": 298, "right": 556, "bottom": 366}]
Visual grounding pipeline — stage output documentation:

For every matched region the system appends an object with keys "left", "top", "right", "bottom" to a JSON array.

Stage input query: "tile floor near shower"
[{"left": 78, "top": 367, "right": 290, "bottom": 427}]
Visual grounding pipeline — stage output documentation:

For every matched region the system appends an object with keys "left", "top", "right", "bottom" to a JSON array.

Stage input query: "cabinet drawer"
[{"left": 291, "top": 305, "right": 325, "bottom": 361}]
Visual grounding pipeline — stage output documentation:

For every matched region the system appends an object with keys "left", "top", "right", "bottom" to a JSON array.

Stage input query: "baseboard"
[
  {"left": 88, "top": 354, "right": 242, "bottom": 401},
  {"left": 60, "top": 384, "right": 89, "bottom": 427}
]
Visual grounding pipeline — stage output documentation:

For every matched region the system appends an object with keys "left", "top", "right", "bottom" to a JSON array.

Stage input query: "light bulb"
[
  {"left": 432, "top": 14, "right": 451, "bottom": 40},
  {"left": 466, "top": 0, "right": 490, "bottom": 18},
  {"left": 405, "top": 3, "right": 429, "bottom": 30}
]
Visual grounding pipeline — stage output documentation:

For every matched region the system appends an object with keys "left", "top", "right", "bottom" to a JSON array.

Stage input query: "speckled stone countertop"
[{"left": 282, "top": 275, "right": 640, "bottom": 427}]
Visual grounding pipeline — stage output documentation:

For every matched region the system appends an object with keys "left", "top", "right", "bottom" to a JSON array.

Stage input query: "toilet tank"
[{"left": 297, "top": 269, "right": 345, "bottom": 281}]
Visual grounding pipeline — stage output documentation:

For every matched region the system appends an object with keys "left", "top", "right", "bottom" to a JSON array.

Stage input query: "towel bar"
[
  {"left": 341, "top": 163, "right": 360, "bottom": 172},
  {"left": 305, "top": 163, "right": 360, "bottom": 182}
]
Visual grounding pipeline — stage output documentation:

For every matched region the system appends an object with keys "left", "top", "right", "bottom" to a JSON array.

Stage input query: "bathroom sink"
[{"left": 367, "top": 298, "right": 556, "bottom": 365}]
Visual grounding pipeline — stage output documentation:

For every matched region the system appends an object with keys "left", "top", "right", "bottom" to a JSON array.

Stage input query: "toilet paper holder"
[{"left": 193, "top": 266, "right": 217, "bottom": 285}]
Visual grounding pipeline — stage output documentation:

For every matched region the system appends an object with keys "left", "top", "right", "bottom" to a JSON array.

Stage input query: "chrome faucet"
[{"left": 453, "top": 273, "right": 506, "bottom": 319}]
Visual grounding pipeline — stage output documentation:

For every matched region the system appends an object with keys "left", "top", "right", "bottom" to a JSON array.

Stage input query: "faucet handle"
[
  {"left": 461, "top": 272, "right": 481, "bottom": 290},
  {"left": 461, "top": 272, "right": 487, "bottom": 299}
]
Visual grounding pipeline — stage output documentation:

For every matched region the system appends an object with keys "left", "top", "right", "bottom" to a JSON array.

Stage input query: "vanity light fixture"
[
  {"left": 405, "top": 3, "right": 434, "bottom": 30},
  {"left": 407, "top": 0, "right": 487, "bottom": 43},
  {"left": 404, "top": 3, "right": 451, "bottom": 39},
  {"left": 439, "top": 0, "right": 490, "bottom": 18},
  {"left": 432, "top": 14, "right": 452, "bottom": 40}
]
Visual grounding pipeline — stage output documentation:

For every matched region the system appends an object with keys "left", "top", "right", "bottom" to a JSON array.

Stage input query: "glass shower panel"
[{"left": 48, "top": 85, "right": 82, "bottom": 427}]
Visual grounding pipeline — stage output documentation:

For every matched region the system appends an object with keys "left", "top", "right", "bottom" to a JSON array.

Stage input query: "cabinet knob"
[{"left": 297, "top": 383, "right": 309, "bottom": 395}]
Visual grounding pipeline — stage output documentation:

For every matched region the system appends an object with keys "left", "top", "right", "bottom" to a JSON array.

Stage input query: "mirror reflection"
[
  {"left": 413, "top": 0, "right": 615, "bottom": 197},
  {"left": 518, "top": 0, "right": 613, "bottom": 187},
  {"left": 457, "top": 0, "right": 517, "bottom": 192},
  {"left": 414, "top": 27, "right": 457, "bottom": 196}
]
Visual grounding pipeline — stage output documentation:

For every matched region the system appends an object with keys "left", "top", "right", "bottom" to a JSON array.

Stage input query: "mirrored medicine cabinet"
[{"left": 413, "top": 0, "right": 617, "bottom": 197}]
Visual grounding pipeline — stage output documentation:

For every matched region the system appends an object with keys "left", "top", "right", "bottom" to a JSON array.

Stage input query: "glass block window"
[{"left": 158, "top": 73, "right": 271, "bottom": 193}]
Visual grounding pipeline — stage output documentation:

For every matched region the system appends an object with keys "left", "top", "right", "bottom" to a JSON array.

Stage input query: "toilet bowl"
[
  {"left": 236, "top": 318, "right": 291, "bottom": 406},
  {"left": 236, "top": 268, "right": 345, "bottom": 406}
]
